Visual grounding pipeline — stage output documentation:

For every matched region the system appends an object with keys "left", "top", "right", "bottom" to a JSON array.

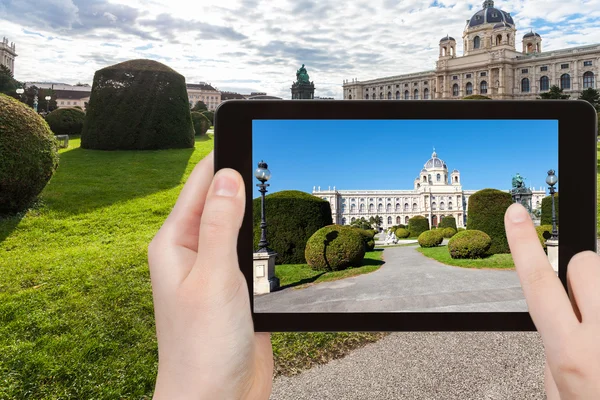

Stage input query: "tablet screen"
[{"left": 251, "top": 119, "right": 558, "bottom": 313}]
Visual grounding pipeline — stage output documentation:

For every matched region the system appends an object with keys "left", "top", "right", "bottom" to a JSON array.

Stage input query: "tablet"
[{"left": 214, "top": 100, "right": 597, "bottom": 332}]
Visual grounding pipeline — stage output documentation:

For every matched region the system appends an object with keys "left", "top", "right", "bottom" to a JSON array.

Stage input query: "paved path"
[{"left": 255, "top": 245, "right": 526, "bottom": 312}]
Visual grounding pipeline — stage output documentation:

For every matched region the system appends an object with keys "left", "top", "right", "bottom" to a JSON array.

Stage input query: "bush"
[
  {"left": 408, "top": 216, "right": 429, "bottom": 238},
  {"left": 305, "top": 225, "right": 366, "bottom": 271},
  {"left": 395, "top": 228, "right": 410, "bottom": 239},
  {"left": 354, "top": 228, "right": 376, "bottom": 251},
  {"left": 201, "top": 110, "right": 214, "bottom": 125},
  {"left": 252, "top": 190, "right": 332, "bottom": 265},
  {"left": 0, "top": 94, "right": 59, "bottom": 214},
  {"left": 45, "top": 107, "right": 86, "bottom": 136},
  {"left": 448, "top": 230, "right": 492, "bottom": 259},
  {"left": 438, "top": 216, "right": 457, "bottom": 230},
  {"left": 541, "top": 194, "right": 559, "bottom": 226},
  {"left": 81, "top": 59, "right": 195, "bottom": 150},
  {"left": 466, "top": 189, "right": 513, "bottom": 254},
  {"left": 190, "top": 111, "right": 210, "bottom": 136},
  {"left": 463, "top": 95, "right": 492, "bottom": 100},
  {"left": 535, "top": 224, "right": 556, "bottom": 250},
  {"left": 418, "top": 230, "right": 443, "bottom": 248},
  {"left": 442, "top": 227, "right": 457, "bottom": 238},
  {"left": 397, "top": 224, "right": 406, "bottom": 229},
  {"left": 458, "top": 227, "right": 466, "bottom": 231}
]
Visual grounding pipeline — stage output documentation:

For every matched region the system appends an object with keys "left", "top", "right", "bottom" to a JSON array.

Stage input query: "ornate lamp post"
[
  {"left": 254, "top": 160, "right": 272, "bottom": 252},
  {"left": 45, "top": 95, "right": 51, "bottom": 113},
  {"left": 546, "top": 170, "right": 558, "bottom": 241},
  {"left": 15, "top": 87, "right": 24, "bottom": 102}
]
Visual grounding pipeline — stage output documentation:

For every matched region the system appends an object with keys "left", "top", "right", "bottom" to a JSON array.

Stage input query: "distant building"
[
  {"left": 27, "top": 82, "right": 92, "bottom": 92},
  {"left": 54, "top": 89, "right": 90, "bottom": 110},
  {"left": 187, "top": 82, "right": 221, "bottom": 110},
  {"left": 0, "top": 37, "right": 17, "bottom": 75}
]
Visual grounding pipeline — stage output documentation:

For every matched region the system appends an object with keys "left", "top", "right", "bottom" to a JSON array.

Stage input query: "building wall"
[
  {"left": 187, "top": 89, "right": 222, "bottom": 111},
  {"left": 0, "top": 37, "right": 17, "bottom": 75}
]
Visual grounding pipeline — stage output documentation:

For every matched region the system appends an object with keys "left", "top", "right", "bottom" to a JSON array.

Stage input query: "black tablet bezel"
[{"left": 214, "top": 99, "right": 598, "bottom": 332}]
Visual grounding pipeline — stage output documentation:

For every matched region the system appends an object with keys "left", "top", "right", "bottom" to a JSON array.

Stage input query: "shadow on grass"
[
  {"left": 360, "top": 257, "right": 385, "bottom": 267},
  {"left": 0, "top": 213, "right": 25, "bottom": 244}
]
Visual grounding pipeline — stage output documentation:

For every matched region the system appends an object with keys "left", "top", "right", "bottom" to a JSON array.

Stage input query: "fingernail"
[
  {"left": 214, "top": 171, "right": 240, "bottom": 197},
  {"left": 507, "top": 204, "right": 528, "bottom": 223}
]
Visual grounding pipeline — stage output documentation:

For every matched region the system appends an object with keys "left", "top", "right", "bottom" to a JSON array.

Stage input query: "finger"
[
  {"left": 567, "top": 251, "right": 600, "bottom": 323},
  {"left": 545, "top": 359, "right": 560, "bottom": 400},
  {"left": 504, "top": 204, "right": 578, "bottom": 345}
]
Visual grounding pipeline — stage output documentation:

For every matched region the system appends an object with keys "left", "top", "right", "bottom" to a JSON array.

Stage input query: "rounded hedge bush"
[
  {"left": 458, "top": 227, "right": 466, "bottom": 231},
  {"left": 191, "top": 111, "right": 210, "bottom": 136},
  {"left": 466, "top": 189, "right": 513, "bottom": 254},
  {"left": 305, "top": 225, "right": 366, "bottom": 271},
  {"left": 81, "top": 59, "right": 195, "bottom": 150},
  {"left": 535, "top": 224, "right": 556, "bottom": 250},
  {"left": 438, "top": 216, "right": 457, "bottom": 230},
  {"left": 442, "top": 227, "right": 457, "bottom": 238},
  {"left": 541, "top": 194, "right": 559, "bottom": 226},
  {"left": 395, "top": 228, "right": 410, "bottom": 239},
  {"left": 45, "top": 107, "right": 86, "bottom": 136},
  {"left": 408, "top": 216, "right": 429, "bottom": 238},
  {"left": 252, "top": 190, "right": 333, "bottom": 265},
  {"left": 418, "top": 230, "right": 443, "bottom": 248},
  {"left": 354, "top": 228, "right": 376, "bottom": 251},
  {"left": 447, "top": 230, "right": 492, "bottom": 259},
  {"left": 0, "top": 94, "right": 59, "bottom": 214}
]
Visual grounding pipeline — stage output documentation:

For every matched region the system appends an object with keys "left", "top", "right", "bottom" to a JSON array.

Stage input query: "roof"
[
  {"left": 467, "top": 1, "right": 514, "bottom": 28},
  {"left": 440, "top": 35, "right": 455, "bottom": 42},
  {"left": 187, "top": 83, "right": 217, "bottom": 91},
  {"left": 221, "top": 92, "right": 247, "bottom": 100},
  {"left": 54, "top": 90, "right": 91, "bottom": 100},
  {"left": 523, "top": 31, "right": 541, "bottom": 38},
  {"left": 247, "top": 95, "right": 282, "bottom": 100}
]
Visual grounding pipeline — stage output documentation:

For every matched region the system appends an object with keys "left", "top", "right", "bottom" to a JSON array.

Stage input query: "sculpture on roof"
[
  {"left": 512, "top": 172, "right": 526, "bottom": 189},
  {"left": 296, "top": 64, "right": 310, "bottom": 84}
]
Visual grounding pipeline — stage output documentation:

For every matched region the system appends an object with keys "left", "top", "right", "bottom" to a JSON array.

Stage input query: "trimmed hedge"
[
  {"left": 535, "top": 224, "right": 556, "bottom": 250},
  {"left": 442, "top": 227, "right": 457, "bottom": 238},
  {"left": 408, "top": 216, "right": 429, "bottom": 238},
  {"left": 438, "top": 216, "right": 457, "bottom": 230},
  {"left": 463, "top": 95, "right": 491, "bottom": 100},
  {"left": 395, "top": 228, "right": 410, "bottom": 239},
  {"left": 305, "top": 225, "right": 366, "bottom": 271},
  {"left": 252, "top": 190, "right": 332, "bottom": 265},
  {"left": 541, "top": 194, "right": 559, "bottom": 226},
  {"left": 418, "top": 230, "right": 443, "bottom": 248},
  {"left": 0, "top": 94, "right": 59, "bottom": 214},
  {"left": 191, "top": 111, "right": 210, "bottom": 136},
  {"left": 45, "top": 107, "right": 86, "bottom": 136},
  {"left": 354, "top": 228, "right": 376, "bottom": 251},
  {"left": 448, "top": 230, "right": 492, "bottom": 259},
  {"left": 81, "top": 59, "right": 195, "bottom": 150},
  {"left": 466, "top": 189, "right": 513, "bottom": 254}
]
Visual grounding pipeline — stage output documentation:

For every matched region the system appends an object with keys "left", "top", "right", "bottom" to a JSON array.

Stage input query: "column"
[{"left": 499, "top": 67, "right": 504, "bottom": 95}]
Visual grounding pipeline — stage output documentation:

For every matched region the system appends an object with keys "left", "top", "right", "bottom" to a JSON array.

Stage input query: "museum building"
[
  {"left": 313, "top": 150, "right": 546, "bottom": 230},
  {"left": 342, "top": 0, "right": 599, "bottom": 100}
]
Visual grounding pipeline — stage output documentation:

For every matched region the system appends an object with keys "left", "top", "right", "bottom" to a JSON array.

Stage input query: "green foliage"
[
  {"left": 350, "top": 217, "right": 371, "bottom": 230},
  {"left": 462, "top": 94, "right": 491, "bottom": 99},
  {"left": 418, "top": 230, "right": 443, "bottom": 248},
  {"left": 408, "top": 215, "right": 429, "bottom": 237},
  {"left": 438, "top": 216, "right": 457, "bottom": 230},
  {"left": 81, "top": 59, "right": 195, "bottom": 150},
  {"left": 447, "top": 230, "right": 492, "bottom": 259},
  {"left": 353, "top": 228, "right": 376, "bottom": 251},
  {"left": 466, "top": 189, "right": 513, "bottom": 254},
  {"left": 541, "top": 194, "right": 559, "bottom": 226},
  {"left": 395, "top": 227, "right": 410, "bottom": 239},
  {"left": 535, "top": 224, "right": 555, "bottom": 250},
  {"left": 0, "top": 94, "right": 59, "bottom": 214},
  {"left": 200, "top": 110, "right": 214, "bottom": 125},
  {"left": 252, "top": 190, "right": 332, "bottom": 265},
  {"left": 190, "top": 111, "right": 210, "bottom": 136},
  {"left": 579, "top": 88, "right": 600, "bottom": 110},
  {"left": 369, "top": 215, "right": 383, "bottom": 230},
  {"left": 597, "top": 111, "right": 600, "bottom": 136},
  {"left": 539, "top": 85, "right": 570, "bottom": 99},
  {"left": 442, "top": 227, "right": 457, "bottom": 238},
  {"left": 0, "top": 64, "right": 19, "bottom": 98},
  {"left": 458, "top": 227, "right": 465, "bottom": 231},
  {"left": 191, "top": 100, "right": 208, "bottom": 112},
  {"left": 305, "top": 225, "right": 366, "bottom": 271},
  {"left": 45, "top": 107, "right": 86, "bottom": 135}
]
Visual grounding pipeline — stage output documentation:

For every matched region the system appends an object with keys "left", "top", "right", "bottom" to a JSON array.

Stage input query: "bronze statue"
[
  {"left": 296, "top": 64, "right": 310, "bottom": 84},
  {"left": 512, "top": 173, "right": 526, "bottom": 189}
]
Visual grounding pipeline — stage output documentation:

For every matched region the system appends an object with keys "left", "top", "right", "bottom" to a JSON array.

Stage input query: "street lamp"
[
  {"left": 45, "top": 95, "right": 51, "bottom": 113},
  {"left": 546, "top": 170, "right": 558, "bottom": 241},
  {"left": 255, "top": 160, "right": 272, "bottom": 252}
]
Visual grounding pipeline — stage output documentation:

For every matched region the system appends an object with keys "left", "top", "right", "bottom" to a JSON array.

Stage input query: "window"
[
  {"left": 388, "top": 85, "right": 391, "bottom": 89},
  {"left": 521, "top": 78, "right": 530, "bottom": 93},
  {"left": 540, "top": 76, "right": 549, "bottom": 91},
  {"left": 342, "top": 218, "right": 347, "bottom": 225},
  {"left": 380, "top": 92, "right": 384, "bottom": 99},
  {"left": 540, "top": 66, "right": 548, "bottom": 72},
  {"left": 465, "top": 74, "right": 472, "bottom": 78},
  {"left": 380, "top": 86, "right": 383, "bottom": 89},
  {"left": 351, "top": 204, "right": 356, "bottom": 212},
  {"left": 388, "top": 216, "right": 392, "bottom": 224},
  {"left": 405, "top": 83, "right": 408, "bottom": 87},
  {"left": 369, "top": 204, "right": 374, "bottom": 212},
  {"left": 424, "top": 81, "right": 428, "bottom": 85},
  {"left": 561, "top": 63, "right": 569, "bottom": 69},
  {"left": 414, "top": 89, "right": 419, "bottom": 100},
  {"left": 584, "top": 61, "right": 593, "bottom": 67},
  {"left": 583, "top": 72, "right": 595, "bottom": 89},
  {"left": 448, "top": 202, "right": 453, "bottom": 210},
  {"left": 522, "top": 68, "right": 528, "bottom": 74},
  {"left": 436, "top": 174, "right": 441, "bottom": 181},
  {"left": 560, "top": 74, "right": 571, "bottom": 90},
  {"left": 360, "top": 204, "right": 365, "bottom": 212},
  {"left": 404, "top": 203, "right": 409, "bottom": 211},
  {"left": 453, "top": 84, "right": 459, "bottom": 96},
  {"left": 378, "top": 204, "right": 383, "bottom": 212},
  {"left": 440, "top": 202, "right": 445, "bottom": 210},
  {"left": 348, "top": 95, "right": 352, "bottom": 99},
  {"left": 412, "top": 203, "right": 417, "bottom": 211},
  {"left": 67, "top": 101, "right": 71, "bottom": 105},
  {"left": 414, "top": 82, "right": 418, "bottom": 86},
  {"left": 388, "top": 91, "right": 392, "bottom": 99},
  {"left": 404, "top": 90, "right": 409, "bottom": 100},
  {"left": 386, "top": 203, "right": 391, "bottom": 212},
  {"left": 396, "top": 84, "right": 399, "bottom": 88},
  {"left": 61, "top": 101, "right": 64, "bottom": 105},
  {"left": 480, "top": 81, "right": 488, "bottom": 94},
  {"left": 424, "top": 88, "right": 429, "bottom": 99},
  {"left": 365, "top": 94, "right": 369, "bottom": 99},
  {"left": 396, "top": 216, "right": 401, "bottom": 224},
  {"left": 466, "top": 82, "right": 473, "bottom": 95},
  {"left": 480, "top": 72, "right": 487, "bottom": 77},
  {"left": 365, "top": 88, "right": 368, "bottom": 91},
  {"left": 452, "top": 75, "right": 458, "bottom": 80},
  {"left": 473, "top": 36, "right": 481, "bottom": 49},
  {"left": 432, "top": 202, "right": 437, "bottom": 211}
]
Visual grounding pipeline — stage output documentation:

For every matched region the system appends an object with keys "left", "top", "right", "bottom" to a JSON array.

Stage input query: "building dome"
[
  {"left": 467, "top": 0, "right": 514, "bottom": 28},
  {"left": 424, "top": 150, "right": 448, "bottom": 170},
  {"left": 493, "top": 22, "right": 511, "bottom": 29},
  {"left": 440, "top": 35, "right": 455, "bottom": 42},
  {"left": 523, "top": 31, "right": 541, "bottom": 38}
]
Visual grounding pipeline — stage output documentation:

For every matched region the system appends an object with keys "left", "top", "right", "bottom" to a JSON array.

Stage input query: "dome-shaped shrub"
[
  {"left": 438, "top": 216, "right": 457, "bottom": 230},
  {"left": 252, "top": 190, "right": 332, "bottom": 264},
  {"left": 81, "top": 59, "right": 194, "bottom": 150},
  {"left": 0, "top": 94, "right": 59, "bottom": 214},
  {"left": 535, "top": 224, "right": 556, "bottom": 250},
  {"left": 408, "top": 215, "right": 429, "bottom": 238},
  {"left": 466, "top": 189, "right": 513, "bottom": 254},
  {"left": 395, "top": 228, "right": 410, "bottom": 239},
  {"left": 191, "top": 111, "right": 210, "bottom": 136},
  {"left": 354, "top": 228, "right": 376, "bottom": 251},
  {"left": 442, "top": 227, "right": 457, "bottom": 238},
  {"left": 45, "top": 107, "right": 86, "bottom": 136},
  {"left": 418, "top": 230, "right": 443, "bottom": 248},
  {"left": 305, "top": 225, "right": 365, "bottom": 271},
  {"left": 448, "top": 230, "right": 492, "bottom": 259},
  {"left": 541, "top": 194, "right": 559, "bottom": 226}
]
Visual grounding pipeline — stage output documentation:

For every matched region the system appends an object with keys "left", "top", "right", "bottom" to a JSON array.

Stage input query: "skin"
[{"left": 148, "top": 153, "right": 600, "bottom": 399}]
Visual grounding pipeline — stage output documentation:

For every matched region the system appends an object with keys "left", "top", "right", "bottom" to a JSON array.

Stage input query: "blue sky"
[{"left": 252, "top": 119, "right": 558, "bottom": 197}]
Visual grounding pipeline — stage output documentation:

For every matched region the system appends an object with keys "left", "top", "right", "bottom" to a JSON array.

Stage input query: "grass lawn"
[
  {"left": 0, "top": 135, "right": 385, "bottom": 398},
  {"left": 275, "top": 249, "right": 384, "bottom": 289},
  {"left": 417, "top": 245, "right": 515, "bottom": 269}
]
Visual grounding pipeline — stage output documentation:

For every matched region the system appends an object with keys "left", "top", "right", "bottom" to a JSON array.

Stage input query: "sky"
[
  {"left": 252, "top": 119, "right": 559, "bottom": 197},
  {"left": 1, "top": 0, "right": 599, "bottom": 99}
]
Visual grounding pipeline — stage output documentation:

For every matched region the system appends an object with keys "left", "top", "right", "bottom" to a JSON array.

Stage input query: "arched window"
[
  {"left": 386, "top": 203, "right": 391, "bottom": 212},
  {"left": 424, "top": 88, "right": 429, "bottom": 99},
  {"left": 360, "top": 204, "right": 365, "bottom": 212},
  {"left": 348, "top": 94, "right": 352, "bottom": 99},
  {"left": 414, "top": 89, "right": 419, "bottom": 100},
  {"left": 404, "top": 203, "right": 409, "bottom": 211},
  {"left": 422, "top": 176, "right": 427, "bottom": 182},
  {"left": 342, "top": 217, "right": 347, "bottom": 225},
  {"left": 432, "top": 202, "right": 437, "bottom": 211},
  {"left": 480, "top": 80, "right": 487, "bottom": 94},
  {"left": 351, "top": 204, "right": 356, "bottom": 212},
  {"left": 526, "top": 43, "right": 533, "bottom": 53},
  {"left": 583, "top": 71, "right": 595, "bottom": 89},
  {"left": 351, "top": 217, "right": 356, "bottom": 223},
  {"left": 436, "top": 173, "right": 441, "bottom": 181},
  {"left": 388, "top": 91, "right": 392, "bottom": 99},
  {"left": 378, "top": 203, "right": 383, "bottom": 212},
  {"left": 521, "top": 78, "right": 530, "bottom": 93},
  {"left": 404, "top": 90, "right": 409, "bottom": 100},
  {"left": 560, "top": 74, "right": 571, "bottom": 90},
  {"left": 388, "top": 216, "right": 392, "bottom": 224},
  {"left": 466, "top": 82, "right": 473, "bottom": 95},
  {"left": 412, "top": 203, "right": 417, "bottom": 211},
  {"left": 395, "top": 203, "right": 400, "bottom": 211},
  {"left": 396, "top": 216, "right": 401, "bottom": 224},
  {"left": 473, "top": 36, "right": 481, "bottom": 49},
  {"left": 405, "top": 216, "right": 410, "bottom": 224},
  {"left": 448, "top": 201, "right": 453, "bottom": 210},
  {"left": 452, "top": 84, "right": 459, "bottom": 96},
  {"left": 396, "top": 91, "right": 401, "bottom": 99},
  {"left": 440, "top": 202, "right": 445, "bottom": 210},
  {"left": 365, "top": 94, "right": 369, "bottom": 100},
  {"left": 341, "top": 204, "right": 346, "bottom": 212},
  {"left": 454, "top": 176, "right": 458, "bottom": 182},
  {"left": 369, "top": 204, "right": 374, "bottom": 212},
  {"left": 380, "top": 92, "right": 384, "bottom": 99},
  {"left": 428, "top": 174, "right": 432, "bottom": 182},
  {"left": 496, "top": 34, "right": 502, "bottom": 45},
  {"left": 540, "top": 76, "right": 549, "bottom": 91}
]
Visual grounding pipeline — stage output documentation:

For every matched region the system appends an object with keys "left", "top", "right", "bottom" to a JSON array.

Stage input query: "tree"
[
  {"left": 369, "top": 215, "right": 383, "bottom": 230},
  {"left": 0, "top": 64, "right": 20, "bottom": 98},
  {"left": 538, "top": 85, "right": 570, "bottom": 100},
  {"left": 597, "top": 111, "right": 600, "bottom": 136},
  {"left": 200, "top": 110, "right": 214, "bottom": 125},
  {"left": 579, "top": 88, "right": 600, "bottom": 111},
  {"left": 191, "top": 100, "right": 208, "bottom": 112},
  {"left": 351, "top": 217, "right": 371, "bottom": 230},
  {"left": 19, "top": 86, "right": 57, "bottom": 113},
  {"left": 462, "top": 94, "right": 491, "bottom": 100}
]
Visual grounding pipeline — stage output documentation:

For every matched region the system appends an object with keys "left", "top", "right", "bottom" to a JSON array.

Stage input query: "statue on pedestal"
[
  {"left": 296, "top": 64, "right": 310, "bottom": 84},
  {"left": 510, "top": 172, "right": 533, "bottom": 213},
  {"left": 291, "top": 63, "right": 315, "bottom": 99}
]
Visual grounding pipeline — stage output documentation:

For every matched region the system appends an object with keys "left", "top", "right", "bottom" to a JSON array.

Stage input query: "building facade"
[
  {"left": 343, "top": 0, "right": 599, "bottom": 100},
  {"left": 0, "top": 37, "right": 17, "bottom": 75},
  {"left": 187, "top": 83, "right": 222, "bottom": 110},
  {"left": 313, "top": 150, "right": 546, "bottom": 230}
]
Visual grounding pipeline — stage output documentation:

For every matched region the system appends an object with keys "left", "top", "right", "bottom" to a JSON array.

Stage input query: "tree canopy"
[{"left": 538, "top": 85, "right": 570, "bottom": 100}]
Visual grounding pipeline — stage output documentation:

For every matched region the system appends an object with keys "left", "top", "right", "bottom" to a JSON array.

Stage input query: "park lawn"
[
  {"left": 275, "top": 250, "right": 384, "bottom": 289},
  {"left": 417, "top": 245, "right": 515, "bottom": 269},
  {"left": 0, "top": 135, "right": 384, "bottom": 398}
]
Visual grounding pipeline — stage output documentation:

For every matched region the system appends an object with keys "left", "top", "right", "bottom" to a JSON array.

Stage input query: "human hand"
[
  {"left": 505, "top": 204, "right": 600, "bottom": 399},
  {"left": 148, "top": 151, "right": 273, "bottom": 400}
]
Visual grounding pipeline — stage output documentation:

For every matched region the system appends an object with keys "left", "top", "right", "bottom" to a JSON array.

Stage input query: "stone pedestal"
[
  {"left": 253, "top": 251, "right": 279, "bottom": 294},
  {"left": 546, "top": 239, "right": 559, "bottom": 274}
]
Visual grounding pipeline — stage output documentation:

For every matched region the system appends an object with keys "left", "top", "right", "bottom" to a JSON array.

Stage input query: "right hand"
[{"left": 504, "top": 204, "right": 600, "bottom": 399}]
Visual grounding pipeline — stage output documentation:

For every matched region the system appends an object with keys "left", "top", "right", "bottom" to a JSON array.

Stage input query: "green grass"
[
  {"left": 416, "top": 245, "right": 515, "bottom": 269},
  {"left": 275, "top": 249, "right": 384, "bottom": 289},
  {"left": 0, "top": 135, "right": 385, "bottom": 397}
]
